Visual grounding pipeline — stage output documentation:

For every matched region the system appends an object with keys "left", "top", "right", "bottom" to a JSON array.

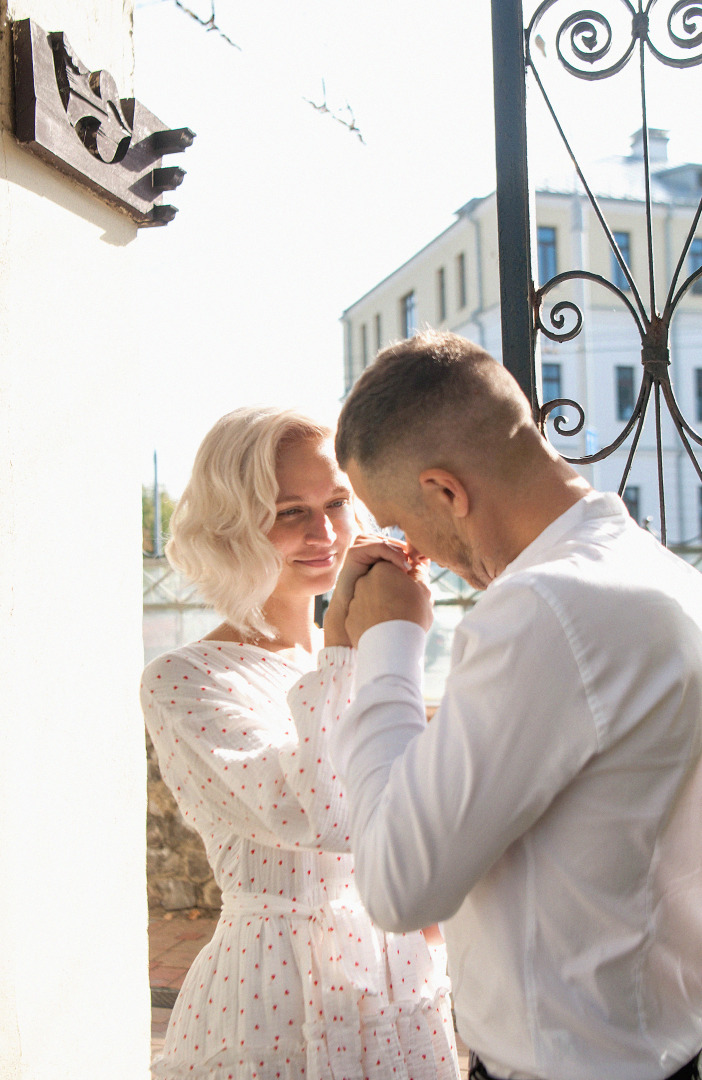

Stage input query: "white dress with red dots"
[{"left": 141, "top": 640, "right": 460, "bottom": 1080}]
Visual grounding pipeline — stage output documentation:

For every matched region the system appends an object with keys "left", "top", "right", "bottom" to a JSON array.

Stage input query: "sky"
[{"left": 132, "top": 0, "right": 702, "bottom": 497}]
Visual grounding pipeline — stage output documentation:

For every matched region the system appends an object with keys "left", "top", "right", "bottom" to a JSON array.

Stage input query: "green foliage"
[{"left": 142, "top": 486, "right": 176, "bottom": 555}]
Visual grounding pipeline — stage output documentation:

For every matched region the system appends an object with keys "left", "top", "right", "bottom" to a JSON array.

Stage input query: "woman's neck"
[
  {"left": 262, "top": 593, "right": 318, "bottom": 653},
  {"left": 206, "top": 594, "right": 319, "bottom": 654}
]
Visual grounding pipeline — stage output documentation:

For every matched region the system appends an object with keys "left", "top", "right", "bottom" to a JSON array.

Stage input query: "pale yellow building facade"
[{"left": 341, "top": 131, "right": 702, "bottom": 543}]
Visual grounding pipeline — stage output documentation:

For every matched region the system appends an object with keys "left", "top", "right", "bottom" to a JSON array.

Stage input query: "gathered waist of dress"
[{"left": 221, "top": 890, "right": 362, "bottom": 920}]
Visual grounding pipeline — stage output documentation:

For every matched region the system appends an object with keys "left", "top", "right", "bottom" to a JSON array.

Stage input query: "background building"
[{"left": 341, "top": 129, "right": 702, "bottom": 544}]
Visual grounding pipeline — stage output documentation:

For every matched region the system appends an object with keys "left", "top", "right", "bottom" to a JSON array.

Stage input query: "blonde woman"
[{"left": 141, "top": 406, "right": 460, "bottom": 1080}]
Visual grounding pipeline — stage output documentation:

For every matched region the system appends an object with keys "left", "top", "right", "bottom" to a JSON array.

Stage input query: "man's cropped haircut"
[
  {"left": 335, "top": 330, "right": 516, "bottom": 472},
  {"left": 166, "top": 406, "right": 330, "bottom": 640}
]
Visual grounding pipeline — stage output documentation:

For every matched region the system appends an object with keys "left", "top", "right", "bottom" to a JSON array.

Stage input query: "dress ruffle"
[{"left": 151, "top": 893, "right": 458, "bottom": 1080}]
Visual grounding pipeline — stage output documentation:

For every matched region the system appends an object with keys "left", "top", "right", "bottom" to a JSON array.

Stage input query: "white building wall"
[{"left": 0, "top": 2, "right": 150, "bottom": 1077}]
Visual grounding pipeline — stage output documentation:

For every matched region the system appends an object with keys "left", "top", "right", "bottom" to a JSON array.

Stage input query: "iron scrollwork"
[{"left": 524, "top": 0, "right": 702, "bottom": 543}]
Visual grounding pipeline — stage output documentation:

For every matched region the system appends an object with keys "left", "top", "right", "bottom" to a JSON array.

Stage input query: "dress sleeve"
[
  {"left": 284, "top": 645, "right": 357, "bottom": 843},
  {"left": 330, "top": 585, "right": 599, "bottom": 931},
  {"left": 141, "top": 646, "right": 357, "bottom": 853}
]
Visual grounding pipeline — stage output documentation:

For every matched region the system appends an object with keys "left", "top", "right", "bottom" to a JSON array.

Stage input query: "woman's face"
[{"left": 267, "top": 436, "right": 356, "bottom": 597}]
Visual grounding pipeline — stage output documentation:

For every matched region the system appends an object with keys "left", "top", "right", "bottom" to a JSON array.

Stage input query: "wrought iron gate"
[{"left": 491, "top": 0, "right": 702, "bottom": 545}]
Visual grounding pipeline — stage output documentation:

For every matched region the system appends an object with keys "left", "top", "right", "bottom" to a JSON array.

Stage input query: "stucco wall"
[{"left": 0, "top": 1, "right": 150, "bottom": 1077}]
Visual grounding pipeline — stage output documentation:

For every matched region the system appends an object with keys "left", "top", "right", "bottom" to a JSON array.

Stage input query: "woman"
[{"left": 141, "top": 406, "right": 460, "bottom": 1080}]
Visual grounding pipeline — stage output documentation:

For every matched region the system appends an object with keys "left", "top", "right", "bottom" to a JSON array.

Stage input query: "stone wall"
[{"left": 146, "top": 728, "right": 222, "bottom": 912}]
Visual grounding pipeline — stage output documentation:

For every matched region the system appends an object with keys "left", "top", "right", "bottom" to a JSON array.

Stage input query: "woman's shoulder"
[
  {"left": 141, "top": 642, "right": 274, "bottom": 729},
  {"left": 140, "top": 641, "right": 310, "bottom": 708},
  {"left": 141, "top": 639, "right": 266, "bottom": 684}
]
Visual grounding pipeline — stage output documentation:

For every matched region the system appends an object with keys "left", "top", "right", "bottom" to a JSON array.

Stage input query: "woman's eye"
[
  {"left": 328, "top": 499, "right": 349, "bottom": 510},
  {"left": 277, "top": 507, "right": 302, "bottom": 518}
]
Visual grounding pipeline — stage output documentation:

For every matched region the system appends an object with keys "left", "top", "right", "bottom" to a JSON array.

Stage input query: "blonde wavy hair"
[{"left": 166, "top": 407, "right": 332, "bottom": 640}]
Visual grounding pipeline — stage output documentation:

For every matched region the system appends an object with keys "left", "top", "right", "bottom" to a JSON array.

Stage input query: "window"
[
  {"left": 401, "top": 291, "right": 417, "bottom": 337},
  {"left": 689, "top": 238, "right": 702, "bottom": 294},
  {"left": 542, "top": 362, "right": 563, "bottom": 417},
  {"left": 537, "top": 227, "right": 557, "bottom": 285},
  {"left": 374, "top": 313, "right": 382, "bottom": 352},
  {"left": 698, "top": 488, "right": 702, "bottom": 539},
  {"left": 695, "top": 369, "right": 702, "bottom": 422},
  {"left": 622, "top": 486, "right": 640, "bottom": 524},
  {"left": 611, "top": 231, "right": 632, "bottom": 291},
  {"left": 437, "top": 267, "right": 447, "bottom": 322},
  {"left": 456, "top": 252, "right": 467, "bottom": 309},
  {"left": 616, "top": 365, "right": 636, "bottom": 421},
  {"left": 542, "top": 362, "right": 562, "bottom": 403},
  {"left": 360, "top": 323, "right": 368, "bottom": 369}
]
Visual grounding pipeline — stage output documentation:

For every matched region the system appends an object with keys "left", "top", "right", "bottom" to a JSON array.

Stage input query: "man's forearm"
[{"left": 330, "top": 621, "right": 437, "bottom": 930}]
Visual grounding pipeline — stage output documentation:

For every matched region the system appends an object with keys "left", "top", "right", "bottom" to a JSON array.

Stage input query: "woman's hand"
[
  {"left": 345, "top": 559, "right": 434, "bottom": 647},
  {"left": 421, "top": 923, "right": 444, "bottom": 946},
  {"left": 324, "top": 535, "right": 415, "bottom": 647}
]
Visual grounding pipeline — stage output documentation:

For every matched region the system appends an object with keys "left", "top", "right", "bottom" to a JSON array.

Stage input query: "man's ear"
[{"left": 418, "top": 469, "right": 469, "bottom": 518}]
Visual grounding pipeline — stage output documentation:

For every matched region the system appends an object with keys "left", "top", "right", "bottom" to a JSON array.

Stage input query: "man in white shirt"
[{"left": 324, "top": 330, "right": 702, "bottom": 1080}]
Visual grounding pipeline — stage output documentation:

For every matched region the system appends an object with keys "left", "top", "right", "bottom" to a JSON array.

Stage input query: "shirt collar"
[{"left": 493, "top": 490, "right": 627, "bottom": 586}]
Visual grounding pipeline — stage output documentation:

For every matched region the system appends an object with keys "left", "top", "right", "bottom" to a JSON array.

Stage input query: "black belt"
[{"left": 468, "top": 1050, "right": 701, "bottom": 1080}]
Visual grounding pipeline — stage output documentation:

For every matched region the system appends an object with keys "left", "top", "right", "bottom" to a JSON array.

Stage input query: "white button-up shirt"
[{"left": 331, "top": 492, "right": 702, "bottom": 1080}]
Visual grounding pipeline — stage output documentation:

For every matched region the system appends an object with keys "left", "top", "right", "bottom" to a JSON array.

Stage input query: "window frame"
[
  {"left": 457, "top": 252, "right": 467, "bottom": 309},
  {"left": 622, "top": 485, "right": 640, "bottom": 524},
  {"left": 360, "top": 323, "right": 368, "bottom": 369},
  {"left": 616, "top": 364, "right": 636, "bottom": 421},
  {"left": 611, "top": 230, "right": 632, "bottom": 292},
  {"left": 401, "top": 291, "right": 418, "bottom": 338},
  {"left": 689, "top": 237, "right": 702, "bottom": 295},
  {"left": 536, "top": 226, "right": 557, "bottom": 286},
  {"left": 437, "top": 266, "right": 447, "bottom": 322}
]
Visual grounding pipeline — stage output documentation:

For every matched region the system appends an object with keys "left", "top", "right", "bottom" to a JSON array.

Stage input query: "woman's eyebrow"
[{"left": 276, "top": 485, "right": 351, "bottom": 503}]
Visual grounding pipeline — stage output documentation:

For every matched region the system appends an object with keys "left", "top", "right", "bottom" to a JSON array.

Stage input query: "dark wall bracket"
[{"left": 12, "top": 18, "right": 195, "bottom": 227}]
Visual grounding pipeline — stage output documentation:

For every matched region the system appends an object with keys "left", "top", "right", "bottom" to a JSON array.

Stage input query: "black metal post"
[{"left": 491, "top": 0, "right": 536, "bottom": 413}]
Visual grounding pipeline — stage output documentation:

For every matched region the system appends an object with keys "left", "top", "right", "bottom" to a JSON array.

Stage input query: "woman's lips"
[{"left": 295, "top": 553, "right": 336, "bottom": 567}]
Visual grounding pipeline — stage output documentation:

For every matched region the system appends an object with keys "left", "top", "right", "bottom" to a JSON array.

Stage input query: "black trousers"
[{"left": 468, "top": 1050, "right": 701, "bottom": 1080}]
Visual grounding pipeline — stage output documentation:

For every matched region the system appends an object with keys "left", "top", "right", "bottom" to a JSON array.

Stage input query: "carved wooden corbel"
[{"left": 12, "top": 19, "right": 195, "bottom": 226}]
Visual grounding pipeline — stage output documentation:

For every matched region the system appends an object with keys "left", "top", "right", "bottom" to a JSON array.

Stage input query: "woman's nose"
[
  {"left": 405, "top": 541, "right": 424, "bottom": 562},
  {"left": 306, "top": 512, "right": 335, "bottom": 542}
]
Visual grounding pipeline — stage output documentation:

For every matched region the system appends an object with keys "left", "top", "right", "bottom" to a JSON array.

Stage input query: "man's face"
[{"left": 346, "top": 458, "right": 488, "bottom": 587}]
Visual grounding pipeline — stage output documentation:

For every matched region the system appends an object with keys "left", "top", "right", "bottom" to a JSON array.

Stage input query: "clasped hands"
[{"left": 324, "top": 535, "right": 434, "bottom": 648}]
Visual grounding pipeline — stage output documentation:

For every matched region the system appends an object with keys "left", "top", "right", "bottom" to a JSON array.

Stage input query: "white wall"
[{"left": 0, "top": 1, "right": 150, "bottom": 1077}]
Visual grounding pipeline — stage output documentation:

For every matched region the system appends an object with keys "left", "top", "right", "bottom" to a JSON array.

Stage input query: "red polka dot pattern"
[{"left": 141, "top": 641, "right": 459, "bottom": 1079}]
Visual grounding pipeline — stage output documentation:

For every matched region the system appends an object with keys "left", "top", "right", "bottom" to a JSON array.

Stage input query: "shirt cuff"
[{"left": 356, "top": 620, "right": 426, "bottom": 693}]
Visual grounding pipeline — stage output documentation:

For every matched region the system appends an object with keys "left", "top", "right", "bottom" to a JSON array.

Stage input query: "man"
[{"left": 323, "top": 330, "right": 702, "bottom": 1080}]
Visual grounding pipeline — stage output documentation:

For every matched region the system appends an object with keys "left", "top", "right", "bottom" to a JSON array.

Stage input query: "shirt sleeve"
[
  {"left": 141, "top": 646, "right": 356, "bottom": 853},
  {"left": 330, "top": 585, "right": 600, "bottom": 932}
]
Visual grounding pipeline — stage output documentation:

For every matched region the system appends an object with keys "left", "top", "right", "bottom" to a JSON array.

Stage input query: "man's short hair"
[{"left": 335, "top": 330, "right": 533, "bottom": 474}]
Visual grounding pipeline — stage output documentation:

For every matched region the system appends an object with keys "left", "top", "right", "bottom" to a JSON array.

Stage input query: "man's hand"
[
  {"left": 345, "top": 560, "right": 433, "bottom": 647},
  {"left": 324, "top": 535, "right": 411, "bottom": 646}
]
